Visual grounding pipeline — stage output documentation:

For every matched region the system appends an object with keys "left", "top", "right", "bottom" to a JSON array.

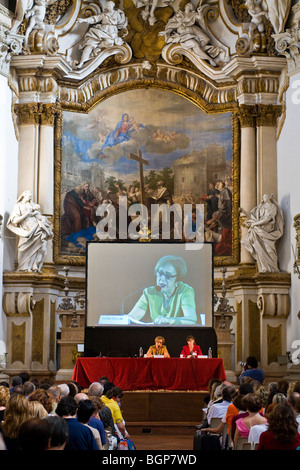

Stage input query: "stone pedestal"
[
  {"left": 56, "top": 309, "right": 85, "bottom": 382},
  {"left": 228, "top": 266, "right": 291, "bottom": 383},
  {"left": 2, "top": 270, "right": 64, "bottom": 381}
]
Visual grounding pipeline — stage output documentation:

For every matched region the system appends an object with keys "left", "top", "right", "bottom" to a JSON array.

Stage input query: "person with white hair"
[
  {"left": 57, "top": 384, "right": 70, "bottom": 398},
  {"left": 88, "top": 382, "right": 104, "bottom": 397}
]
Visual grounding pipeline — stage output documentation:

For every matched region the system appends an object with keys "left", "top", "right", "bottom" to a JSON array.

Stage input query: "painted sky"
[{"left": 62, "top": 88, "right": 233, "bottom": 183}]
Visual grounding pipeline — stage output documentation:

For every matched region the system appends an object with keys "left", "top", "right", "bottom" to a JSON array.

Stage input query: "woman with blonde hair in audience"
[
  {"left": 257, "top": 402, "right": 300, "bottom": 450},
  {"left": 0, "top": 385, "right": 10, "bottom": 423},
  {"left": 0, "top": 393, "right": 31, "bottom": 450},
  {"left": 233, "top": 393, "right": 267, "bottom": 447},
  {"left": 28, "top": 400, "right": 49, "bottom": 419}
]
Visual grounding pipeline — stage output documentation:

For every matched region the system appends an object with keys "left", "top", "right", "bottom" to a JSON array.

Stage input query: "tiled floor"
[{"left": 130, "top": 434, "right": 193, "bottom": 450}]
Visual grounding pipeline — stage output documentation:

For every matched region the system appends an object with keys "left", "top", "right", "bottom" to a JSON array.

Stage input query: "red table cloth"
[{"left": 72, "top": 357, "right": 226, "bottom": 391}]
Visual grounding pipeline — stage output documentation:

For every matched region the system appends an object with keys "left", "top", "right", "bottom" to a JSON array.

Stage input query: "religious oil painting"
[{"left": 57, "top": 88, "right": 236, "bottom": 262}]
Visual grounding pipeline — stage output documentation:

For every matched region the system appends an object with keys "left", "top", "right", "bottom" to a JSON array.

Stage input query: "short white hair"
[
  {"left": 58, "top": 383, "right": 70, "bottom": 397},
  {"left": 88, "top": 382, "right": 104, "bottom": 397}
]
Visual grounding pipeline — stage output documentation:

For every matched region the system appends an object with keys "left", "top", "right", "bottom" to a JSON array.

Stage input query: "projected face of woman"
[{"left": 156, "top": 262, "right": 178, "bottom": 297}]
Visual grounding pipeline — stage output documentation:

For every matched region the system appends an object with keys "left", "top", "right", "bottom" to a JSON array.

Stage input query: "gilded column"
[
  {"left": 256, "top": 104, "right": 282, "bottom": 202},
  {"left": 237, "top": 105, "right": 257, "bottom": 265}
]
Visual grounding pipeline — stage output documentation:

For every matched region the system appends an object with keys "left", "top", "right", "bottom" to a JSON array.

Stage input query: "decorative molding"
[
  {"left": 0, "top": 23, "right": 23, "bottom": 77},
  {"left": 256, "top": 103, "right": 282, "bottom": 127}
]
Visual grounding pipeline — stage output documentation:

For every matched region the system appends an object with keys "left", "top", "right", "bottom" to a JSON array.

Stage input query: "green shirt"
[{"left": 136, "top": 281, "right": 197, "bottom": 324}]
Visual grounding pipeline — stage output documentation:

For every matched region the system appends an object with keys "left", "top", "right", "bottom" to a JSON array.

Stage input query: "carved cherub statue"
[{"left": 245, "top": 0, "right": 267, "bottom": 39}]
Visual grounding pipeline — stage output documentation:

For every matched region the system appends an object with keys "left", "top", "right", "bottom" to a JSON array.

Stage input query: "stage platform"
[{"left": 121, "top": 390, "right": 207, "bottom": 434}]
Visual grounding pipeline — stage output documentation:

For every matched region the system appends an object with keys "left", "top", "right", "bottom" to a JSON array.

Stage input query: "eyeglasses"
[{"left": 156, "top": 270, "right": 177, "bottom": 281}]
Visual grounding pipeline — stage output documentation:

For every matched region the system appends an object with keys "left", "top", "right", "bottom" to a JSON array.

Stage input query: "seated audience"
[
  {"left": 233, "top": 393, "right": 267, "bottom": 447},
  {"left": 257, "top": 403, "right": 300, "bottom": 450},
  {"left": 101, "top": 383, "right": 129, "bottom": 439},
  {"left": 18, "top": 418, "right": 51, "bottom": 450},
  {"left": 0, "top": 394, "right": 30, "bottom": 450},
  {"left": 77, "top": 399, "right": 103, "bottom": 449},
  {"left": 46, "top": 415, "right": 69, "bottom": 450},
  {"left": 28, "top": 388, "right": 54, "bottom": 415},
  {"left": 88, "top": 396, "right": 106, "bottom": 447},
  {"left": 55, "top": 396, "right": 98, "bottom": 450},
  {"left": 0, "top": 385, "right": 10, "bottom": 423},
  {"left": 206, "top": 384, "right": 235, "bottom": 425}
]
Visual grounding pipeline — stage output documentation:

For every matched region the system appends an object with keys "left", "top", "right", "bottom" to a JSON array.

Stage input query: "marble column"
[
  {"left": 14, "top": 103, "right": 40, "bottom": 201},
  {"left": 256, "top": 105, "right": 282, "bottom": 202},
  {"left": 237, "top": 105, "right": 257, "bottom": 265}
]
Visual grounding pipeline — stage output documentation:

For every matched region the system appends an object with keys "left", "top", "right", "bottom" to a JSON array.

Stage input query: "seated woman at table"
[
  {"left": 146, "top": 336, "right": 170, "bottom": 357},
  {"left": 127, "top": 255, "right": 198, "bottom": 325},
  {"left": 180, "top": 335, "right": 202, "bottom": 358}
]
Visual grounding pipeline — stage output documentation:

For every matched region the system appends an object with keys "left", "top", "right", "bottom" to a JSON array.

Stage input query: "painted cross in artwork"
[{"left": 60, "top": 88, "right": 233, "bottom": 256}]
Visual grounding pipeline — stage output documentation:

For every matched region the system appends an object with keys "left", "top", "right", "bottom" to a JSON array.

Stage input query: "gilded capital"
[
  {"left": 237, "top": 104, "right": 257, "bottom": 128},
  {"left": 14, "top": 103, "right": 40, "bottom": 125},
  {"left": 39, "top": 103, "right": 56, "bottom": 126},
  {"left": 256, "top": 104, "right": 283, "bottom": 127}
]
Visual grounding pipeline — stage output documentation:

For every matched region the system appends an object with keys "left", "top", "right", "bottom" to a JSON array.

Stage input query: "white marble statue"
[
  {"left": 76, "top": 1, "right": 128, "bottom": 68},
  {"left": 133, "top": 0, "right": 174, "bottom": 26},
  {"left": 10, "top": 0, "right": 33, "bottom": 34},
  {"left": 10, "top": 0, "right": 56, "bottom": 37},
  {"left": 265, "top": 0, "right": 292, "bottom": 34},
  {"left": 240, "top": 194, "right": 284, "bottom": 273},
  {"left": 245, "top": 0, "right": 267, "bottom": 39},
  {"left": 7, "top": 190, "right": 53, "bottom": 273},
  {"left": 161, "top": 1, "right": 221, "bottom": 66},
  {"left": 24, "top": 0, "right": 48, "bottom": 42}
]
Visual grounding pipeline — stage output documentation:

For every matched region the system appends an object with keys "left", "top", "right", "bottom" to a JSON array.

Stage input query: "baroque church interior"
[{"left": 1, "top": 0, "right": 300, "bottom": 451}]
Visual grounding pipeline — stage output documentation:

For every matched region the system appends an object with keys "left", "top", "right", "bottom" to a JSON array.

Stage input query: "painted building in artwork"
[{"left": 173, "top": 143, "right": 227, "bottom": 202}]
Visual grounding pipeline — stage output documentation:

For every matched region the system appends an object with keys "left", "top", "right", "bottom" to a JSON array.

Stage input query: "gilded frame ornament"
[{"left": 53, "top": 71, "right": 240, "bottom": 267}]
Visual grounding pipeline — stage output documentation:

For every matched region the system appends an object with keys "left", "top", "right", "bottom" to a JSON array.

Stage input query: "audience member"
[
  {"left": 287, "top": 392, "right": 300, "bottom": 432},
  {"left": 89, "top": 382, "right": 104, "bottom": 397},
  {"left": 55, "top": 396, "right": 98, "bottom": 450},
  {"left": 99, "top": 376, "right": 110, "bottom": 387},
  {"left": 10, "top": 376, "right": 22, "bottom": 394},
  {"left": 0, "top": 386, "right": 10, "bottom": 423},
  {"left": 18, "top": 372, "right": 30, "bottom": 384},
  {"left": 238, "top": 356, "right": 265, "bottom": 385},
  {"left": 47, "top": 386, "right": 62, "bottom": 414},
  {"left": 88, "top": 396, "right": 106, "bottom": 447},
  {"left": 67, "top": 382, "right": 78, "bottom": 398},
  {"left": 233, "top": 393, "right": 267, "bottom": 446},
  {"left": 23, "top": 381, "right": 35, "bottom": 398},
  {"left": 0, "top": 394, "right": 30, "bottom": 450},
  {"left": 18, "top": 418, "right": 51, "bottom": 450},
  {"left": 11, "top": 385, "right": 25, "bottom": 395},
  {"left": 101, "top": 384, "right": 129, "bottom": 439},
  {"left": 74, "top": 392, "right": 88, "bottom": 404},
  {"left": 46, "top": 415, "right": 69, "bottom": 450},
  {"left": 57, "top": 383, "right": 70, "bottom": 398},
  {"left": 272, "top": 392, "right": 287, "bottom": 404},
  {"left": 28, "top": 400, "right": 49, "bottom": 419},
  {"left": 88, "top": 381, "right": 115, "bottom": 433},
  {"left": 77, "top": 399, "right": 103, "bottom": 449},
  {"left": 257, "top": 403, "right": 300, "bottom": 450},
  {"left": 277, "top": 380, "right": 289, "bottom": 396},
  {"left": 28, "top": 388, "right": 54, "bottom": 415},
  {"left": 206, "top": 385, "right": 235, "bottom": 426}
]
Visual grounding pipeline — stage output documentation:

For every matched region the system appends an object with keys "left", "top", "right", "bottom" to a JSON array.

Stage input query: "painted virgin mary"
[{"left": 100, "top": 113, "right": 134, "bottom": 152}]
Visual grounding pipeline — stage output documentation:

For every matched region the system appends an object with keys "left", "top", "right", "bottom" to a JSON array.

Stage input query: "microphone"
[{"left": 120, "top": 284, "right": 151, "bottom": 314}]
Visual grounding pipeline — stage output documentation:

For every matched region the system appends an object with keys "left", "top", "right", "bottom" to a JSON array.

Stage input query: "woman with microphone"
[{"left": 127, "top": 255, "right": 197, "bottom": 325}]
